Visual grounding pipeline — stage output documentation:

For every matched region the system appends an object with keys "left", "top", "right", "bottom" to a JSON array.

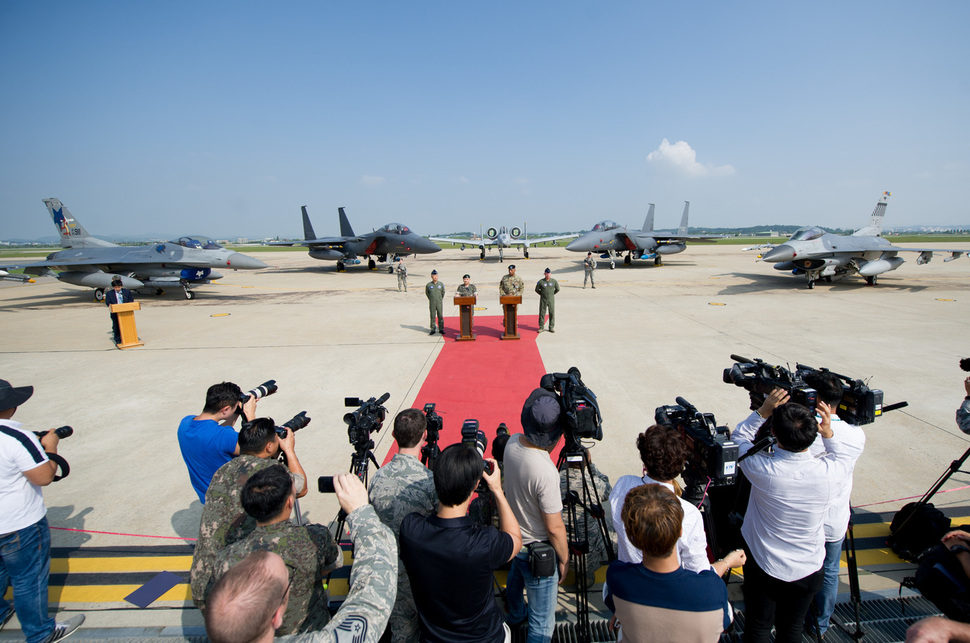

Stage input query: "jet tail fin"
[
  {"left": 678, "top": 201, "right": 690, "bottom": 236},
  {"left": 851, "top": 191, "right": 891, "bottom": 237},
  {"left": 43, "top": 198, "right": 115, "bottom": 248},
  {"left": 642, "top": 203, "right": 655, "bottom": 233},
  {"left": 338, "top": 207, "right": 355, "bottom": 237},
  {"left": 301, "top": 206, "right": 317, "bottom": 241}
]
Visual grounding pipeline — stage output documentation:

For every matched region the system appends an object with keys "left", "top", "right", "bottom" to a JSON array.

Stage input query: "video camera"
[
  {"left": 424, "top": 403, "right": 442, "bottom": 444},
  {"left": 795, "top": 363, "right": 884, "bottom": 426},
  {"left": 544, "top": 367, "right": 602, "bottom": 451},
  {"left": 344, "top": 393, "right": 389, "bottom": 450},
  {"left": 723, "top": 355, "right": 818, "bottom": 415},
  {"left": 241, "top": 380, "right": 278, "bottom": 404},
  {"left": 461, "top": 419, "right": 494, "bottom": 474},
  {"left": 655, "top": 398, "right": 739, "bottom": 487},
  {"left": 275, "top": 411, "right": 311, "bottom": 439}
]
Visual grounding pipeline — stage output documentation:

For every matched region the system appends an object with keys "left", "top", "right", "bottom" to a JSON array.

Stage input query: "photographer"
[
  {"left": 503, "top": 388, "right": 568, "bottom": 643},
  {"left": 368, "top": 409, "right": 439, "bottom": 643},
  {"left": 210, "top": 464, "right": 340, "bottom": 635},
  {"left": 0, "top": 379, "right": 84, "bottom": 643},
  {"left": 959, "top": 375, "right": 970, "bottom": 434},
  {"left": 204, "top": 473, "right": 396, "bottom": 643},
  {"left": 191, "top": 418, "right": 308, "bottom": 609},
  {"left": 610, "top": 425, "right": 743, "bottom": 576},
  {"left": 178, "top": 381, "right": 257, "bottom": 503},
  {"left": 731, "top": 392, "right": 854, "bottom": 643},
  {"left": 399, "top": 443, "right": 521, "bottom": 642}
]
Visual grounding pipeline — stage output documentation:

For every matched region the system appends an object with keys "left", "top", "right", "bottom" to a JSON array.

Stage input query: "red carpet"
[{"left": 382, "top": 315, "right": 549, "bottom": 464}]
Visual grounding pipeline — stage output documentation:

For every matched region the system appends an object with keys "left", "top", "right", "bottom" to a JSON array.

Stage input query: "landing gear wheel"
[
  {"left": 155, "top": 288, "right": 164, "bottom": 296},
  {"left": 609, "top": 262, "right": 615, "bottom": 270},
  {"left": 866, "top": 276, "right": 876, "bottom": 286},
  {"left": 94, "top": 288, "right": 105, "bottom": 302},
  {"left": 654, "top": 257, "right": 662, "bottom": 266},
  {"left": 824, "top": 276, "right": 832, "bottom": 283},
  {"left": 480, "top": 250, "right": 485, "bottom": 260},
  {"left": 524, "top": 250, "right": 529, "bottom": 259},
  {"left": 624, "top": 254, "right": 632, "bottom": 265},
  {"left": 368, "top": 259, "right": 376, "bottom": 270},
  {"left": 807, "top": 280, "right": 815, "bottom": 290},
  {"left": 387, "top": 266, "right": 394, "bottom": 274},
  {"left": 336, "top": 261, "right": 345, "bottom": 272}
]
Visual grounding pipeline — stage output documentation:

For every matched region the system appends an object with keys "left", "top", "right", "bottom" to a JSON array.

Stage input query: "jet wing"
[
  {"left": 884, "top": 247, "right": 969, "bottom": 264},
  {"left": 515, "top": 233, "right": 579, "bottom": 246},
  {"left": 429, "top": 236, "right": 481, "bottom": 246}
]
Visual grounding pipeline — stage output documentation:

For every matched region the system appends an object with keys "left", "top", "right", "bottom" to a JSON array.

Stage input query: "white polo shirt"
[{"left": 0, "top": 420, "right": 49, "bottom": 533}]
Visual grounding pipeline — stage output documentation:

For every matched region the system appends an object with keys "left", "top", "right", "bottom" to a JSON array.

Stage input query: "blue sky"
[{"left": 1, "top": 2, "right": 968, "bottom": 240}]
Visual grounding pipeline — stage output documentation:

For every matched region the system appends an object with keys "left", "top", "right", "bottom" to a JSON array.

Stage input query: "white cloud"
[
  {"left": 360, "top": 175, "right": 385, "bottom": 186},
  {"left": 646, "top": 138, "right": 735, "bottom": 177},
  {"left": 459, "top": 176, "right": 469, "bottom": 184}
]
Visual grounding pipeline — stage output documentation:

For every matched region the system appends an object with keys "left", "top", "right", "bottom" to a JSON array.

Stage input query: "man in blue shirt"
[
  {"left": 400, "top": 443, "right": 522, "bottom": 642},
  {"left": 177, "top": 382, "right": 256, "bottom": 503}
]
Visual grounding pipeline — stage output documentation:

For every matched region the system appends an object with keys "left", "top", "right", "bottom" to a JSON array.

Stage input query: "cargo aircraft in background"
[
  {"left": 747, "top": 191, "right": 968, "bottom": 289},
  {"left": 430, "top": 225, "right": 578, "bottom": 262},
  {"left": 269, "top": 206, "right": 441, "bottom": 271},
  {"left": 566, "top": 201, "right": 719, "bottom": 268},
  {"left": 0, "top": 198, "right": 267, "bottom": 300}
]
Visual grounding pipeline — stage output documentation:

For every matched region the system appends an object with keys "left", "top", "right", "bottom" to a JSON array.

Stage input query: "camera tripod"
[
  {"left": 557, "top": 445, "right": 615, "bottom": 643},
  {"left": 331, "top": 437, "right": 381, "bottom": 547}
]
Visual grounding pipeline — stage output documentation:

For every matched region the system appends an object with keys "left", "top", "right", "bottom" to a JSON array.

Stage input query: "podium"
[
  {"left": 110, "top": 302, "right": 144, "bottom": 349},
  {"left": 454, "top": 296, "right": 476, "bottom": 341},
  {"left": 500, "top": 295, "right": 521, "bottom": 340}
]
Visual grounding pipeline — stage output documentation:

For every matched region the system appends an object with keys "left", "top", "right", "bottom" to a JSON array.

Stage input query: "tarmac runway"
[{"left": 1, "top": 243, "right": 968, "bottom": 635}]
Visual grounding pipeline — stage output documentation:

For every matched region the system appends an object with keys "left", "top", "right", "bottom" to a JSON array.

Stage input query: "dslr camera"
[
  {"left": 655, "top": 398, "right": 739, "bottom": 487},
  {"left": 344, "top": 393, "right": 389, "bottom": 449},
  {"left": 275, "top": 411, "right": 311, "bottom": 438},
  {"left": 723, "top": 355, "right": 818, "bottom": 414},
  {"left": 241, "top": 380, "right": 278, "bottom": 404},
  {"left": 544, "top": 367, "right": 602, "bottom": 450},
  {"left": 461, "top": 419, "right": 494, "bottom": 475}
]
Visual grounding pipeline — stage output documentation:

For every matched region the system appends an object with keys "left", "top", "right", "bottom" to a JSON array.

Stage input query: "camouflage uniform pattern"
[
  {"left": 425, "top": 280, "right": 445, "bottom": 331},
  {"left": 535, "top": 277, "right": 560, "bottom": 331},
  {"left": 191, "top": 454, "right": 293, "bottom": 608},
  {"left": 583, "top": 255, "right": 596, "bottom": 288},
  {"left": 368, "top": 454, "right": 437, "bottom": 643},
  {"left": 499, "top": 273, "right": 524, "bottom": 296},
  {"left": 396, "top": 262, "right": 408, "bottom": 292},
  {"left": 958, "top": 398, "right": 970, "bottom": 433},
  {"left": 456, "top": 283, "right": 477, "bottom": 297},
  {"left": 559, "top": 461, "right": 616, "bottom": 585},
  {"left": 280, "top": 505, "right": 397, "bottom": 643},
  {"left": 214, "top": 520, "right": 341, "bottom": 635}
]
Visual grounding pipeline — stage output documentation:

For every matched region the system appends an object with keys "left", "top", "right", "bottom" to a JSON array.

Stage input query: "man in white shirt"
[{"left": 731, "top": 390, "right": 852, "bottom": 643}]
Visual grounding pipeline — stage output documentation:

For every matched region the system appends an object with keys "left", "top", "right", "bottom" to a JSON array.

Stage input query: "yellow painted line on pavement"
[{"left": 50, "top": 556, "right": 192, "bottom": 574}]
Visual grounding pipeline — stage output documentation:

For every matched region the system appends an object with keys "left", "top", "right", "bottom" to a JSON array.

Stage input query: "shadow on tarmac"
[{"left": 171, "top": 500, "right": 203, "bottom": 543}]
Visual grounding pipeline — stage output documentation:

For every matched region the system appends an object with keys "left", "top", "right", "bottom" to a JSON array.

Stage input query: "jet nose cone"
[
  {"left": 226, "top": 252, "right": 268, "bottom": 270},
  {"left": 761, "top": 244, "right": 796, "bottom": 263},
  {"left": 420, "top": 238, "right": 442, "bottom": 253},
  {"left": 566, "top": 237, "right": 588, "bottom": 252}
]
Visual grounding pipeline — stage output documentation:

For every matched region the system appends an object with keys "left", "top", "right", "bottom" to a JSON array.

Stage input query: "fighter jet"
[
  {"left": 751, "top": 191, "right": 968, "bottom": 289},
  {"left": 0, "top": 198, "right": 267, "bottom": 300},
  {"left": 270, "top": 206, "right": 441, "bottom": 271},
  {"left": 430, "top": 225, "right": 578, "bottom": 262},
  {"left": 566, "top": 201, "right": 718, "bottom": 268}
]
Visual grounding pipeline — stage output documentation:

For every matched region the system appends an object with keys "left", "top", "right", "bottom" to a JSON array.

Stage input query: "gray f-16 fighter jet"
[
  {"left": 750, "top": 191, "right": 968, "bottom": 289},
  {"left": 0, "top": 198, "right": 267, "bottom": 300},
  {"left": 566, "top": 201, "right": 716, "bottom": 268},
  {"left": 271, "top": 206, "right": 441, "bottom": 271},
  {"left": 430, "top": 225, "right": 577, "bottom": 262}
]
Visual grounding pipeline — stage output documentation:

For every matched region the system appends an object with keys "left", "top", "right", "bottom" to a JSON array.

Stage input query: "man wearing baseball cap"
[
  {"left": 502, "top": 387, "right": 568, "bottom": 643},
  {"left": 0, "top": 380, "right": 84, "bottom": 642}
]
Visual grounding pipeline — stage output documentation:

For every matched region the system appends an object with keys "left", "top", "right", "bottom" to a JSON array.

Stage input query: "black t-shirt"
[{"left": 400, "top": 513, "right": 514, "bottom": 643}]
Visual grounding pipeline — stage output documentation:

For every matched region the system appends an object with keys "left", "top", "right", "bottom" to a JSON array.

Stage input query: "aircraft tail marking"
[
  {"left": 301, "top": 206, "right": 317, "bottom": 241},
  {"left": 42, "top": 198, "right": 115, "bottom": 248},
  {"left": 851, "top": 191, "right": 891, "bottom": 237},
  {"left": 338, "top": 207, "right": 355, "bottom": 237},
  {"left": 641, "top": 203, "right": 655, "bottom": 233},
  {"left": 678, "top": 201, "right": 690, "bottom": 236}
]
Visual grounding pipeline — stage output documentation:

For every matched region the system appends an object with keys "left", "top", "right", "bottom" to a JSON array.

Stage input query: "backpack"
[{"left": 889, "top": 501, "right": 951, "bottom": 562}]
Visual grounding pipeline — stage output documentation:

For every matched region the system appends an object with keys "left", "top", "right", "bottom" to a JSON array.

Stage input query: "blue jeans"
[
  {"left": 505, "top": 551, "right": 557, "bottom": 643},
  {"left": 808, "top": 537, "right": 844, "bottom": 635},
  {"left": 0, "top": 515, "right": 55, "bottom": 643}
]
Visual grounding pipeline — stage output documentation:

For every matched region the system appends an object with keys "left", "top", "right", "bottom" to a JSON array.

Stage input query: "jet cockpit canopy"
[
  {"left": 379, "top": 223, "right": 411, "bottom": 235},
  {"left": 789, "top": 227, "right": 824, "bottom": 242},
  {"left": 591, "top": 220, "right": 620, "bottom": 232}
]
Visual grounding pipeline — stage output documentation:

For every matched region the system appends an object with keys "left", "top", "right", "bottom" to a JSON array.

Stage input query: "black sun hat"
[{"left": 0, "top": 379, "right": 34, "bottom": 411}]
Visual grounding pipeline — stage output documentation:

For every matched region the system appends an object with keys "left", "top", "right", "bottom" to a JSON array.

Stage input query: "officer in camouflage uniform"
[
  {"left": 191, "top": 418, "right": 308, "bottom": 609},
  {"left": 368, "top": 409, "right": 438, "bottom": 643},
  {"left": 425, "top": 270, "right": 445, "bottom": 335},
  {"left": 456, "top": 274, "right": 477, "bottom": 298},
  {"left": 498, "top": 264, "right": 524, "bottom": 297},
  {"left": 535, "top": 268, "right": 560, "bottom": 333},
  {"left": 212, "top": 465, "right": 340, "bottom": 635},
  {"left": 583, "top": 252, "right": 596, "bottom": 289},
  {"left": 204, "top": 474, "right": 397, "bottom": 643},
  {"left": 559, "top": 448, "right": 616, "bottom": 586},
  {"left": 396, "top": 258, "right": 408, "bottom": 292}
]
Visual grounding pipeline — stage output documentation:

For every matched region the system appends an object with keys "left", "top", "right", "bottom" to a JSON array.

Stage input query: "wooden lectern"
[
  {"left": 110, "top": 302, "right": 144, "bottom": 349},
  {"left": 454, "top": 296, "right": 476, "bottom": 341},
  {"left": 500, "top": 295, "right": 522, "bottom": 340}
]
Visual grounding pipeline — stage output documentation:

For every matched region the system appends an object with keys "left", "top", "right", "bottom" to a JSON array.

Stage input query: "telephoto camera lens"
[{"left": 242, "top": 380, "right": 278, "bottom": 403}]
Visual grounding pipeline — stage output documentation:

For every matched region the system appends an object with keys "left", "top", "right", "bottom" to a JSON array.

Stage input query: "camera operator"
[
  {"left": 368, "top": 409, "right": 439, "bottom": 643},
  {"left": 731, "top": 390, "right": 855, "bottom": 643},
  {"left": 0, "top": 379, "right": 84, "bottom": 643},
  {"left": 503, "top": 388, "right": 568, "bottom": 643},
  {"left": 190, "top": 418, "right": 308, "bottom": 609},
  {"left": 399, "top": 443, "right": 521, "bottom": 642},
  {"left": 610, "top": 425, "right": 744, "bottom": 576},
  {"left": 958, "top": 375, "right": 970, "bottom": 434},
  {"left": 560, "top": 447, "right": 617, "bottom": 586},
  {"left": 204, "top": 473, "right": 396, "bottom": 643},
  {"left": 178, "top": 381, "right": 258, "bottom": 503},
  {"left": 210, "top": 464, "right": 340, "bottom": 635}
]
